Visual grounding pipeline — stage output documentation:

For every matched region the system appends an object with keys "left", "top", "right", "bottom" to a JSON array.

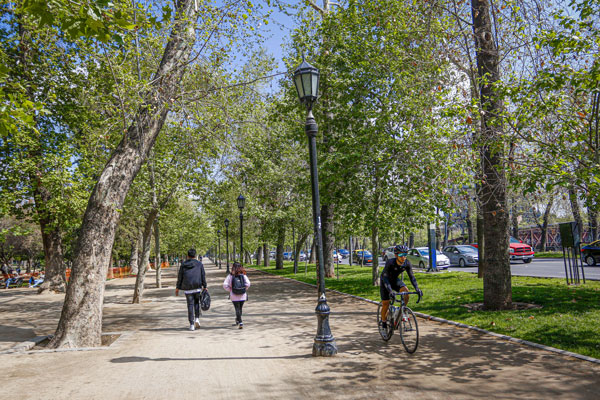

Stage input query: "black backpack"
[
  {"left": 231, "top": 274, "right": 246, "bottom": 295},
  {"left": 200, "top": 288, "right": 211, "bottom": 311}
]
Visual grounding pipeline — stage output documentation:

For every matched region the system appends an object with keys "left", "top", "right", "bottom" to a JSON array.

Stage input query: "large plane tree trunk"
[
  {"left": 49, "top": 0, "right": 198, "bottom": 348},
  {"left": 472, "top": 0, "right": 511, "bottom": 310}
]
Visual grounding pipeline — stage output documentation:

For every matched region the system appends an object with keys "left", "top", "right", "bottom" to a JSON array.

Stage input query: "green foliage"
[{"left": 285, "top": 0, "right": 469, "bottom": 239}]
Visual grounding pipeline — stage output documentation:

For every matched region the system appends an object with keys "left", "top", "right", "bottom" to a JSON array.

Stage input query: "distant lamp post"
[
  {"left": 237, "top": 194, "right": 245, "bottom": 264},
  {"left": 217, "top": 230, "right": 222, "bottom": 270},
  {"left": 293, "top": 55, "right": 337, "bottom": 357},
  {"left": 224, "top": 219, "right": 230, "bottom": 274}
]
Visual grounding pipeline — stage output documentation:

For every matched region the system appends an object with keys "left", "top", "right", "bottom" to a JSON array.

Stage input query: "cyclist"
[{"left": 380, "top": 244, "right": 422, "bottom": 329}]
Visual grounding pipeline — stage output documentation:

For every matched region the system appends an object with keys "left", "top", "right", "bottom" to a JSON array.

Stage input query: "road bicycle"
[{"left": 377, "top": 290, "right": 421, "bottom": 353}]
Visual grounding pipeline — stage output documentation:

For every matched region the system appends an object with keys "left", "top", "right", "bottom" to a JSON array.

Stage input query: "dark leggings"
[
  {"left": 185, "top": 292, "right": 201, "bottom": 324},
  {"left": 233, "top": 301, "right": 245, "bottom": 324}
]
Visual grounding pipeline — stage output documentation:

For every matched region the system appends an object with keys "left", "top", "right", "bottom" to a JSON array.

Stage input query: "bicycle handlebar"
[{"left": 390, "top": 291, "right": 422, "bottom": 304}]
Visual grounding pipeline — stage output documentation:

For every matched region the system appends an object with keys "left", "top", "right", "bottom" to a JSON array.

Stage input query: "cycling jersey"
[{"left": 380, "top": 257, "right": 418, "bottom": 293}]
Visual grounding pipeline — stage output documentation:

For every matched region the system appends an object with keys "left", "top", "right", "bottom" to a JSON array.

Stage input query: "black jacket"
[{"left": 176, "top": 259, "right": 207, "bottom": 291}]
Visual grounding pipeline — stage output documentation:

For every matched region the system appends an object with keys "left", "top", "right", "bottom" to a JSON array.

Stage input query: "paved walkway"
[{"left": 1, "top": 260, "right": 600, "bottom": 399}]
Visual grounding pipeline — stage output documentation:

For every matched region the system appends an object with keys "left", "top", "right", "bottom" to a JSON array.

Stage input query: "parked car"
[
  {"left": 471, "top": 236, "right": 534, "bottom": 263},
  {"left": 581, "top": 240, "right": 600, "bottom": 266},
  {"left": 297, "top": 251, "right": 308, "bottom": 261},
  {"left": 283, "top": 252, "right": 293, "bottom": 261},
  {"left": 351, "top": 249, "right": 373, "bottom": 265},
  {"left": 383, "top": 246, "right": 395, "bottom": 261},
  {"left": 407, "top": 247, "right": 450, "bottom": 270},
  {"left": 332, "top": 250, "right": 342, "bottom": 262},
  {"left": 269, "top": 251, "right": 276, "bottom": 260},
  {"left": 509, "top": 236, "right": 535, "bottom": 263},
  {"left": 443, "top": 245, "right": 479, "bottom": 267},
  {"left": 338, "top": 249, "right": 349, "bottom": 259}
]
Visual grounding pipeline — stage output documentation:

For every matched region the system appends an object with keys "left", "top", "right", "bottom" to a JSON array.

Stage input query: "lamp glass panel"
[
  {"left": 294, "top": 74, "right": 304, "bottom": 100},
  {"left": 311, "top": 71, "right": 319, "bottom": 98},
  {"left": 301, "top": 72, "right": 312, "bottom": 98}
]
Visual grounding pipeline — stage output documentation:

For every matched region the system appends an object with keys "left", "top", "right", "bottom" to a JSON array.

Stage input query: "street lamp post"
[
  {"left": 293, "top": 55, "right": 337, "bottom": 357},
  {"left": 225, "top": 219, "right": 230, "bottom": 274},
  {"left": 217, "top": 230, "right": 222, "bottom": 270},
  {"left": 237, "top": 194, "right": 245, "bottom": 264}
]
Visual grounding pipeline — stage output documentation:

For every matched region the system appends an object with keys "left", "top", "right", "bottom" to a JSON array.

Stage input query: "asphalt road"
[
  {"left": 332, "top": 256, "right": 600, "bottom": 281},
  {"left": 448, "top": 257, "right": 600, "bottom": 281}
]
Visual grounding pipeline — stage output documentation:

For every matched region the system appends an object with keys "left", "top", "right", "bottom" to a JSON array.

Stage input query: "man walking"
[{"left": 176, "top": 249, "right": 207, "bottom": 331}]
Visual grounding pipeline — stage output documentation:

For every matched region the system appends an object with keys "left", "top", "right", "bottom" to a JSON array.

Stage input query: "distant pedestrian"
[
  {"left": 176, "top": 249, "right": 207, "bottom": 331},
  {"left": 223, "top": 262, "right": 250, "bottom": 329}
]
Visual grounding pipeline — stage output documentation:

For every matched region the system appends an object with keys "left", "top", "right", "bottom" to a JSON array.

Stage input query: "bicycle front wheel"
[
  {"left": 399, "top": 307, "right": 419, "bottom": 353},
  {"left": 377, "top": 302, "right": 393, "bottom": 341}
]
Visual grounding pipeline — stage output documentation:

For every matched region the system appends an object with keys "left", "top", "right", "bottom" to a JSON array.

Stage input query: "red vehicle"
[{"left": 470, "top": 236, "right": 534, "bottom": 263}]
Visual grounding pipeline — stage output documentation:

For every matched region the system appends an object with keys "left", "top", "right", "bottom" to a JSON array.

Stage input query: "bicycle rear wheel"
[
  {"left": 399, "top": 307, "right": 419, "bottom": 353},
  {"left": 377, "top": 302, "right": 394, "bottom": 341}
]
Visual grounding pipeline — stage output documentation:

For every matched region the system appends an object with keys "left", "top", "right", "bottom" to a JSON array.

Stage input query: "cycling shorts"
[{"left": 380, "top": 279, "right": 407, "bottom": 301}]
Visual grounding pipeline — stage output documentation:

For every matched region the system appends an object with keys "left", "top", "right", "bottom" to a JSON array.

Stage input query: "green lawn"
[
  {"left": 251, "top": 261, "right": 600, "bottom": 359},
  {"left": 535, "top": 251, "right": 564, "bottom": 258}
]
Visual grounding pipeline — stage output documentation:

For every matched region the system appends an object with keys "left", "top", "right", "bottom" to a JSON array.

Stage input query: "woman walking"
[{"left": 223, "top": 262, "right": 251, "bottom": 329}]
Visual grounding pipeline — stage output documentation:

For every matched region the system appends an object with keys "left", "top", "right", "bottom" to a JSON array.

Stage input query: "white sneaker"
[
  {"left": 194, "top": 318, "right": 200, "bottom": 329},
  {"left": 189, "top": 324, "right": 195, "bottom": 331}
]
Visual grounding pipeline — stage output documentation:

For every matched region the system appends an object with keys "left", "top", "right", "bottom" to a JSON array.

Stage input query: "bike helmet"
[{"left": 393, "top": 244, "right": 409, "bottom": 255}]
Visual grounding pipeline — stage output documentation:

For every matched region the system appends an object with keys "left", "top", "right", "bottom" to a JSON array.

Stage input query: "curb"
[
  {"left": 1, "top": 331, "right": 134, "bottom": 355},
  {"left": 248, "top": 267, "right": 600, "bottom": 365},
  {"left": 0, "top": 335, "right": 49, "bottom": 355}
]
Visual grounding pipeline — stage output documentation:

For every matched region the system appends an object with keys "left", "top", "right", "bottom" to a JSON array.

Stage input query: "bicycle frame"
[{"left": 378, "top": 290, "right": 421, "bottom": 353}]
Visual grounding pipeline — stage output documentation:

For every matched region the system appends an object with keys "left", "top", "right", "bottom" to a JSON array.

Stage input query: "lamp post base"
[{"left": 312, "top": 294, "right": 337, "bottom": 357}]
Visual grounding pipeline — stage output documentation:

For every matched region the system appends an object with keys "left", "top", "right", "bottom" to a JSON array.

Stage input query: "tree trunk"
[
  {"left": 263, "top": 243, "right": 270, "bottom": 267},
  {"left": 276, "top": 224, "right": 285, "bottom": 270},
  {"left": 435, "top": 224, "right": 442, "bottom": 251},
  {"left": 48, "top": 0, "right": 198, "bottom": 349},
  {"left": 371, "top": 225, "right": 379, "bottom": 286},
  {"left": 154, "top": 218, "right": 161, "bottom": 288},
  {"left": 443, "top": 216, "right": 449, "bottom": 249},
  {"left": 588, "top": 206, "right": 598, "bottom": 242},
  {"left": 133, "top": 209, "right": 158, "bottom": 303},
  {"left": 37, "top": 221, "right": 66, "bottom": 293},
  {"left": 539, "top": 197, "right": 553, "bottom": 251},
  {"left": 129, "top": 231, "right": 141, "bottom": 275},
  {"left": 321, "top": 204, "right": 335, "bottom": 277},
  {"left": 472, "top": 0, "right": 511, "bottom": 310},
  {"left": 466, "top": 199, "right": 474, "bottom": 244},
  {"left": 309, "top": 238, "right": 316, "bottom": 264},
  {"left": 568, "top": 184, "right": 584, "bottom": 237},
  {"left": 256, "top": 245, "right": 262, "bottom": 266},
  {"left": 408, "top": 232, "right": 415, "bottom": 248},
  {"left": 511, "top": 201, "right": 519, "bottom": 238},
  {"left": 294, "top": 232, "right": 309, "bottom": 273}
]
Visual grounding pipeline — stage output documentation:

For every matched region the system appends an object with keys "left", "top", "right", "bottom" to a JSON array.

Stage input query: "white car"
[
  {"left": 382, "top": 246, "right": 396, "bottom": 261},
  {"left": 407, "top": 247, "right": 450, "bottom": 270}
]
